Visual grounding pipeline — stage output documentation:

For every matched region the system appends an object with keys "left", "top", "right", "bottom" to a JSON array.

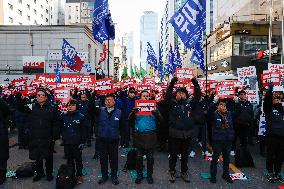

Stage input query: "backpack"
[
  {"left": 235, "top": 147, "right": 255, "bottom": 168},
  {"left": 15, "top": 162, "right": 36, "bottom": 178},
  {"left": 56, "top": 164, "right": 76, "bottom": 189},
  {"left": 123, "top": 149, "right": 137, "bottom": 171}
]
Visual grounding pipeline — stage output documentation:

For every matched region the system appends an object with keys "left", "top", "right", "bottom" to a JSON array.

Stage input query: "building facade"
[
  {"left": 140, "top": 11, "right": 158, "bottom": 73},
  {"left": 0, "top": 0, "right": 65, "bottom": 25},
  {"left": 0, "top": 25, "right": 107, "bottom": 75},
  {"left": 65, "top": 0, "right": 94, "bottom": 25}
]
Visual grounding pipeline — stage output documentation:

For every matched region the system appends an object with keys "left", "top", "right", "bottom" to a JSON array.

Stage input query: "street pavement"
[{"left": 1, "top": 135, "right": 283, "bottom": 189}]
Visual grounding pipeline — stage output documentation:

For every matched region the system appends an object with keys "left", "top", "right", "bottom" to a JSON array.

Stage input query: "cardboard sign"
[
  {"left": 94, "top": 78, "right": 114, "bottom": 95},
  {"left": 245, "top": 90, "right": 259, "bottom": 105},
  {"left": 268, "top": 63, "right": 284, "bottom": 73},
  {"left": 134, "top": 100, "right": 156, "bottom": 115},
  {"left": 237, "top": 66, "right": 258, "bottom": 90},
  {"left": 216, "top": 84, "right": 235, "bottom": 98},
  {"left": 12, "top": 79, "right": 27, "bottom": 93},
  {"left": 261, "top": 72, "right": 281, "bottom": 87},
  {"left": 176, "top": 68, "right": 194, "bottom": 81},
  {"left": 137, "top": 85, "right": 152, "bottom": 95}
]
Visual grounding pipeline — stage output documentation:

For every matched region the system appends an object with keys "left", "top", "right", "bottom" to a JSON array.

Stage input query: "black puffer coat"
[
  {"left": 0, "top": 97, "right": 10, "bottom": 160},
  {"left": 27, "top": 102, "right": 61, "bottom": 160}
]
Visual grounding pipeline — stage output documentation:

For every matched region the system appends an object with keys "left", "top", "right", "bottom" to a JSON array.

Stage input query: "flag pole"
[
  {"left": 204, "top": 35, "right": 209, "bottom": 159},
  {"left": 107, "top": 38, "right": 110, "bottom": 78}
]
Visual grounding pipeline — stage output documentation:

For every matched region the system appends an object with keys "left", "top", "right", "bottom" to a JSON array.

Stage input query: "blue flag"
[
  {"left": 163, "top": 45, "right": 174, "bottom": 76},
  {"left": 173, "top": 46, "right": 182, "bottom": 73},
  {"left": 55, "top": 62, "right": 61, "bottom": 83},
  {"left": 191, "top": 36, "right": 206, "bottom": 72},
  {"left": 146, "top": 42, "right": 157, "bottom": 70},
  {"left": 158, "top": 42, "right": 164, "bottom": 79},
  {"left": 169, "top": 0, "right": 206, "bottom": 49},
  {"left": 92, "top": 0, "right": 115, "bottom": 43},
  {"left": 62, "top": 38, "right": 77, "bottom": 66}
]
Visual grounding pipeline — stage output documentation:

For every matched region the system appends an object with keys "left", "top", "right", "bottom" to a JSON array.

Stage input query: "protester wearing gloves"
[
  {"left": 62, "top": 99, "right": 87, "bottom": 185},
  {"left": 263, "top": 85, "right": 284, "bottom": 184},
  {"left": 166, "top": 77, "right": 199, "bottom": 183},
  {"left": 129, "top": 90, "right": 162, "bottom": 184},
  {"left": 210, "top": 99, "right": 234, "bottom": 184}
]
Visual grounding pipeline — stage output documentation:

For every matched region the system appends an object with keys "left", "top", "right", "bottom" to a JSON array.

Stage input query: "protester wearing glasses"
[{"left": 27, "top": 88, "right": 61, "bottom": 182}]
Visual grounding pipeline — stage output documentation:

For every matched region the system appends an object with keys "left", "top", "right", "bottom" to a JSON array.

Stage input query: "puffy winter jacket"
[
  {"left": 212, "top": 111, "right": 235, "bottom": 141},
  {"left": 0, "top": 98, "right": 10, "bottom": 160},
  {"left": 121, "top": 96, "right": 138, "bottom": 121},
  {"left": 62, "top": 111, "right": 87, "bottom": 145},
  {"left": 269, "top": 105, "right": 284, "bottom": 136},
  {"left": 234, "top": 100, "right": 253, "bottom": 125},
  {"left": 98, "top": 107, "right": 121, "bottom": 140}
]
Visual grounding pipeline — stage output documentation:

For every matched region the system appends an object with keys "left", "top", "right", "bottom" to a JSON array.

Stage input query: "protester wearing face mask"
[
  {"left": 166, "top": 77, "right": 199, "bottom": 183},
  {"left": 129, "top": 90, "right": 162, "bottom": 184},
  {"left": 209, "top": 99, "right": 234, "bottom": 184},
  {"left": 263, "top": 85, "right": 284, "bottom": 184}
]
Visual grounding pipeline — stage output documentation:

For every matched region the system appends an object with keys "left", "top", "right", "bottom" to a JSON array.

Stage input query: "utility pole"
[{"left": 269, "top": 0, "right": 274, "bottom": 63}]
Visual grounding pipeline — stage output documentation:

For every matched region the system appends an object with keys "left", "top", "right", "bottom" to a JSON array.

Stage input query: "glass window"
[
  {"left": 9, "top": 17, "right": 13, "bottom": 23},
  {"left": 233, "top": 35, "right": 268, "bottom": 56},
  {"left": 27, "top": 15, "right": 30, "bottom": 20},
  {"left": 18, "top": 9, "right": 22, "bottom": 16},
  {"left": 8, "top": 3, "right": 13, "bottom": 10},
  {"left": 27, "top": 4, "right": 30, "bottom": 9},
  {"left": 34, "top": 9, "right": 37, "bottom": 15},
  {"left": 18, "top": 0, "right": 22, "bottom": 4}
]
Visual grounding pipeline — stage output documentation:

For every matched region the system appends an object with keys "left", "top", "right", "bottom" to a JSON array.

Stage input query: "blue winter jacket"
[
  {"left": 135, "top": 115, "right": 156, "bottom": 133},
  {"left": 121, "top": 96, "right": 138, "bottom": 121},
  {"left": 62, "top": 111, "right": 87, "bottom": 145},
  {"left": 97, "top": 107, "right": 121, "bottom": 140},
  {"left": 77, "top": 100, "right": 90, "bottom": 118},
  {"left": 212, "top": 111, "right": 235, "bottom": 141}
]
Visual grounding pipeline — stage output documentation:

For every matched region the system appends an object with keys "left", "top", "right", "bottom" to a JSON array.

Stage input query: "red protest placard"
[
  {"left": 12, "top": 78, "right": 27, "bottom": 93},
  {"left": 216, "top": 84, "right": 236, "bottom": 99},
  {"left": 155, "top": 92, "right": 163, "bottom": 102},
  {"left": 54, "top": 87, "right": 71, "bottom": 112},
  {"left": 176, "top": 68, "right": 194, "bottom": 81},
  {"left": 137, "top": 85, "right": 152, "bottom": 95},
  {"left": 143, "top": 78, "right": 155, "bottom": 85},
  {"left": 113, "top": 82, "right": 122, "bottom": 90},
  {"left": 94, "top": 78, "right": 114, "bottom": 95},
  {"left": 261, "top": 72, "right": 281, "bottom": 87},
  {"left": 122, "top": 77, "right": 135, "bottom": 87},
  {"left": 22, "top": 84, "right": 37, "bottom": 97},
  {"left": 1, "top": 88, "right": 12, "bottom": 96},
  {"left": 35, "top": 74, "right": 95, "bottom": 84},
  {"left": 135, "top": 100, "right": 156, "bottom": 115}
]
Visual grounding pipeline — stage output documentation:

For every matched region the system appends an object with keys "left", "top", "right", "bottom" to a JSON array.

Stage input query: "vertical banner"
[
  {"left": 94, "top": 78, "right": 114, "bottom": 95},
  {"left": 134, "top": 100, "right": 156, "bottom": 115}
]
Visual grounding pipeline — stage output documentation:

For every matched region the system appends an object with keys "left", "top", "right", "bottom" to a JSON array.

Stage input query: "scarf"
[{"left": 216, "top": 110, "right": 229, "bottom": 129}]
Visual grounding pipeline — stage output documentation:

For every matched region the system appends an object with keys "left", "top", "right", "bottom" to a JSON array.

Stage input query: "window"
[
  {"left": 18, "top": 9, "right": 22, "bottom": 16},
  {"left": 41, "top": 5, "right": 43, "bottom": 9},
  {"left": 68, "top": 15, "right": 71, "bottom": 19},
  {"left": 41, "top": 14, "right": 43, "bottom": 19},
  {"left": 34, "top": 9, "right": 37, "bottom": 14},
  {"left": 27, "top": 4, "right": 30, "bottom": 10},
  {"left": 34, "top": 0, "right": 36, "bottom": 4},
  {"left": 18, "top": 0, "right": 22, "bottom": 4},
  {"left": 46, "top": 0, "right": 48, "bottom": 4},
  {"left": 46, "top": 18, "right": 48, "bottom": 23},
  {"left": 27, "top": 15, "right": 30, "bottom": 20},
  {"left": 76, "top": 6, "right": 79, "bottom": 11},
  {"left": 46, "top": 9, "right": 48, "bottom": 14},
  {"left": 8, "top": 3, "right": 13, "bottom": 10},
  {"left": 9, "top": 17, "right": 13, "bottom": 23}
]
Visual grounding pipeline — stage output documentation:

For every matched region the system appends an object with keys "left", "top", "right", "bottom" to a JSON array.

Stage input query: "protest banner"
[
  {"left": 143, "top": 78, "right": 155, "bottom": 85},
  {"left": 135, "top": 100, "right": 156, "bottom": 115},
  {"left": 268, "top": 63, "right": 284, "bottom": 73},
  {"left": 122, "top": 77, "right": 135, "bottom": 87},
  {"left": 216, "top": 84, "right": 236, "bottom": 98},
  {"left": 94, "top": 78, "right": 114, "bottom": 94},
  {"left": 176, "top": 68, "right": 194, "bottom": 81},
  {"left": 113, "top": 82, "right": 122, "bottom": 90},
  {"left": 11, "top": 78, "right": 27, "bottom": 94}
]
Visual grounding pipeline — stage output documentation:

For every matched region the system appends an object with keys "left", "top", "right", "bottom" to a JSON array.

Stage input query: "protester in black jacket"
[
  {"left": 210, "top": 99, "right": 234, "bottom": 184},
  {"left": 27, "top": 88, "right": 61, "bottom": 182},
  {"left": 166, "top": 77, "right": 199, "bottom": 183},
  {"left": 0, "top": 97, "right": 10, "bottom": 185},
  {"left": 264, "top": 85, "right": 284, "bottom": 184},
  {"left": 233, "top": 90, "right": 254, "bottom": 151},
  {"left": 62, "top": 99, "right": 87, "bottom": 185}
]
